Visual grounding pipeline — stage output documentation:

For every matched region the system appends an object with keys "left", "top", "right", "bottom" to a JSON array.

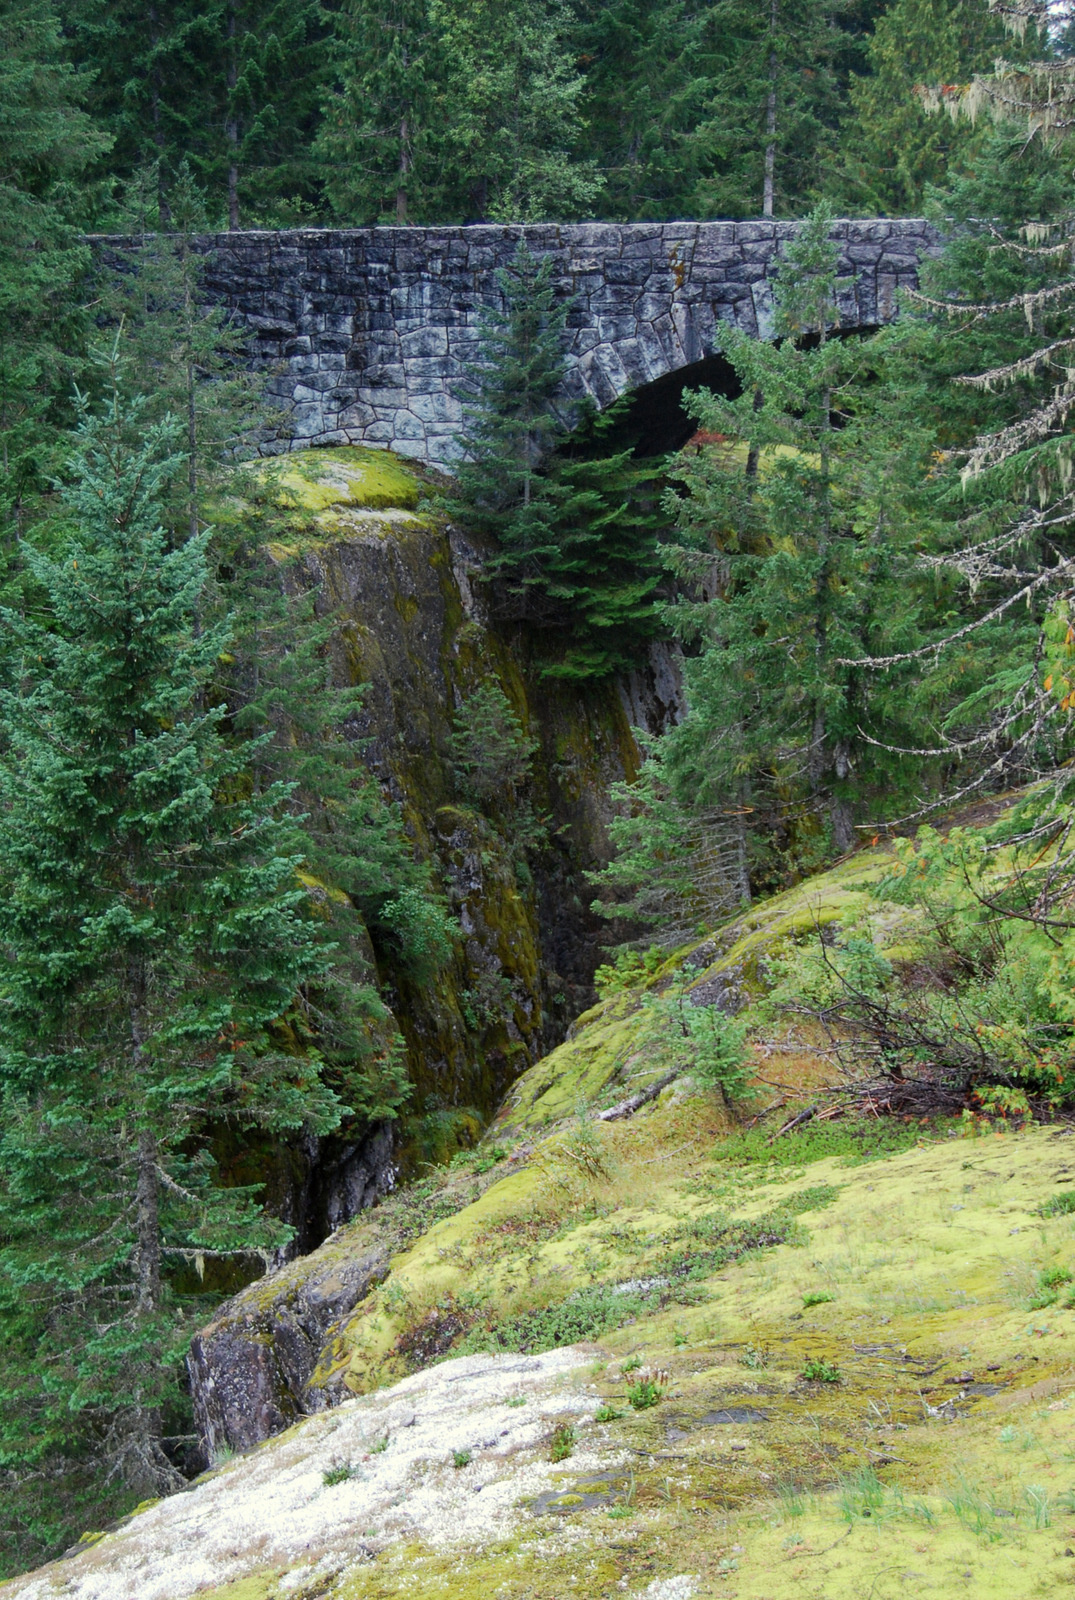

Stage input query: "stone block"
[{"left": 400, "top": 326, "right": 449, "bottom": 360}]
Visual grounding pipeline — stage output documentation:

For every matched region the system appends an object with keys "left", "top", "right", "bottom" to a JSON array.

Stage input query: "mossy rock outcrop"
[{"left": 230, "top": 445, "right": 681, "bottom": 1139}]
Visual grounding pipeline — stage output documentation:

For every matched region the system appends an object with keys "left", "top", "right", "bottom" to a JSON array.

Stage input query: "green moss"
[{"left": 241, "top": 445, "right": 422, "bottom": 514}]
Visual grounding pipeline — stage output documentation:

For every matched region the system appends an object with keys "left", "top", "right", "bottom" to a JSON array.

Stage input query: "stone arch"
[{"left": 93, "top": 218, "right": 938, "bottom": 463}]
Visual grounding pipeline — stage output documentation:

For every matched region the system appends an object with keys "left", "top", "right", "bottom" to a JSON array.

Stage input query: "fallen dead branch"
[{"left": 597, "top": 1067, "right": 684, "bottom": 1122}]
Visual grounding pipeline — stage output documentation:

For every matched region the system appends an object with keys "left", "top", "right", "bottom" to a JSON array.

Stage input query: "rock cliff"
[{"left": 220, "top": 443, "right": 681, "bottom": 1245}]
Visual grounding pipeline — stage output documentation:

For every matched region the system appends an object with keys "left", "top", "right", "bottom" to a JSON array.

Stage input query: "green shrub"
[
  {"left": 626, "top": 1378, "right": 664, "bottom": 1410},
  {"left": 322, "top": 1462, "right": 356, "bottom": 1485},
  {"left": 594, "top": 1402, "right": 622, "bottom": 1422},
  {"left": 802, "top": 1356, "right": 841, "bottom": 1384},
  {"left": 1041, "top": 1192, "right": 1075, "bottom": 1218},
  {"left": 803, "top": 1290, "right": 834, "bottom": 1308},
  {"left": 452, "top": 1448, "right": 472, "bottom": 1469},
  {"left": 550, "top": 1422, "right": 576, "bottom": 1461}
]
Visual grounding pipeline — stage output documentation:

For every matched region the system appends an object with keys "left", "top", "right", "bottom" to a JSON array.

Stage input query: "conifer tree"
[
  {"left": 656, "top": 211, "right": 921, "bottom": 868},
  {"left": 451, "top": 242, "right": 571, "bottom": 590},
  {"left": 0, "top": 378, "right": 400, "bottom": 1558},
  {"left": 0, "top": 0, "right": 108, "bottom": 543},
  {"left": 318, "top": 0, "right": 441, "bottom": 223},
  {"left": 695, "top": 0, "right": 849, "bottom": 218},
  {"left": 827, "top": 0, "right": 1010, "bottom": 213},
  {"left": 452, "top": 246, "right": 664, "bottom": 675}
]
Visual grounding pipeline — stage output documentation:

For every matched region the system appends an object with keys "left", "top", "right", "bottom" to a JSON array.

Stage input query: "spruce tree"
[
  {"left": 0, "top": 0, "right": 108, "bottom": 544},
  {"left": 656, "top": 210, "right": 923, "bottom": 871},
  {"left": 0, "top": 379, "right": 398, "bottom": 1560},
  {"left": 827, "top": 0, "right": 1011, "bottom": 213}
]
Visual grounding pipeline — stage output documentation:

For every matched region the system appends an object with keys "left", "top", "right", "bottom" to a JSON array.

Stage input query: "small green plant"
[
  {"left": 607, "top": 1505, "right": 634, "bottom": 1519},
  {"left": 627, "top": 1378, "right": 665, "bottom": 1410},
  {"left": 594, "top": 1402, "right": 622, "bottom": 1423},
  {"left": 621, "top": 1355, "right": 642, "bottom": 1374},
  {"left": 739, "top": 1342, "right": 771, "bottom": 1370},
  {"left": 1041, "top": 1192, "right": 1075, "bottom": 1218},
  {"left": 450, "top": 682, "right": 538, "bottom": 804},
  {"left": 1027, "top": 1264, "right": 1072, "bottom": 1309},
  {"left": 452, "top": 1448, "right": 472, "bottom": 1469},
  {"left": 506, "top": 1395, "right": 527, "bottom": 1408},
  {"left": 802, "top": 1290, "right": 834, "bottom": 1309},
  {"left": 322, "top": 1461, "right": 356, "bottom": 1486},
  {"left": 370, "top": 1434, "right": 389, "bottom": 1454},
  {"left": 594, "top": 945, "right": 665, "bottom": 999},
  {"left": 549, "top": 1422, "right": 576, "bottom": 1461},
  {"left": 801, "top": 1356, "right": 841, "bottom": 1384}
]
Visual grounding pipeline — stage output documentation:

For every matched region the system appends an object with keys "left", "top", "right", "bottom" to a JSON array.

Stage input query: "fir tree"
[
  {"left": 827, "top": 0, "right": 1011, "bottom": 213},
  {"left": 656, "top": 210, "right": 924, "bottom": 871},
  {"left": 452, "top": 246, "right": 664, "bottom": 674},
  {"left": 0, "top": 0, "right": 108, "bottom": 543},
  {"left": 0, "top": 379, "right": 401, "bottom": 1559},
  {"left": 430, "top": 0, "right": 602, "bottom": 220},
  {"left": 695, "top": 0, "right": 850, "bottom": 218},
  {"left": 318, "top": 0, "right": 442, "bottom": 223},
  {"left": 451, "top": 241, "right": 572, "bottom": 596}
]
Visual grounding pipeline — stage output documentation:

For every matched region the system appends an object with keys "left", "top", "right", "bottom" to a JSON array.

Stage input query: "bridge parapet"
[{"left": 96, "top": 219, "right": 940, "bottom": 463}]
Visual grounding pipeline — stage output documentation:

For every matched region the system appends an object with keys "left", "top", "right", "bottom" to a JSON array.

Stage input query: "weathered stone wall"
[{"left": 97, "top": 219, "right": 939, "bottom": 464}]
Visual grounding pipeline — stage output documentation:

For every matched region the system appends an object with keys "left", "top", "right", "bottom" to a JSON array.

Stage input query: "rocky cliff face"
[{"left": 224, "top": 443, "right": 681, "bottom": 1240}]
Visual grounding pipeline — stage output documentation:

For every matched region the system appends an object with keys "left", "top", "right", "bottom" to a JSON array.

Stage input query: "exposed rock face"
[
  {"left": 93, "top": 219, "right": 939, "bottom": 464},
  {"left": 188, "top": 1228, "right": 392, "bottom": 1457}
]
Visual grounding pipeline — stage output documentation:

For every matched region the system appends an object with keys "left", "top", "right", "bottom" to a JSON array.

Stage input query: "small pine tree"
[
  {"left": 453, "top": 249, "right": 665, "bottom": 675},
  {"left": 450, "top": 682, "right": 538, "bottom": 804}
]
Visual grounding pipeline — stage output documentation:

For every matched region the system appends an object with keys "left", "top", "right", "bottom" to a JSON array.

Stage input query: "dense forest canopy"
[{"left": 5, "top": 0, "right": 1075, "bottom": 1576}]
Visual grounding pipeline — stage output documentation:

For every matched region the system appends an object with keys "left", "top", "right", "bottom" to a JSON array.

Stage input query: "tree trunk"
[
  {"left": 762, "top": 0, "right": 778, "bottom": 218},
  {"left": 148, "top": 3, "right": 171, "bottom": 226},
  {"left": 226, "top": 0, "right": 240, "bottom": 230},
  {"left": 396, "top": 113, "right": 410, "bottom": 223}
]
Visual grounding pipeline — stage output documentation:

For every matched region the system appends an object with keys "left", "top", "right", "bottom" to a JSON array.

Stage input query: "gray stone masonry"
[{"left": 95, "top": 219, "right": 940, "bottom": 464}]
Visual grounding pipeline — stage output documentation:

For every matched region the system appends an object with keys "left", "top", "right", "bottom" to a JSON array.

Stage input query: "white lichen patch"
[{"left": 8, "top": 1350, "right": 611, "bottom": 1600}]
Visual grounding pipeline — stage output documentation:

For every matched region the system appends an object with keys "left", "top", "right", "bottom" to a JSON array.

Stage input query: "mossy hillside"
[
  {"left": 491, "top": 838, "right": 912, "bottom": 1140},
  {"left": 38, "top": 1123, "right": 1075, "bottom": 1600},
  {"left": 290, "top": 1125, "right": 1075, "bottom": 1597}
]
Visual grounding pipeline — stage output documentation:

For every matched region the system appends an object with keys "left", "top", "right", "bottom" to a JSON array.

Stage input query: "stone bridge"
[{"left": 171, "top": 219, "right": 938, "bottom": 462}]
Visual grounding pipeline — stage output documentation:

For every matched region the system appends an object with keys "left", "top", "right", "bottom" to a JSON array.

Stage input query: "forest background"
[{"left": 5, "top": 0, "right": 1075, "bottom": 1577}]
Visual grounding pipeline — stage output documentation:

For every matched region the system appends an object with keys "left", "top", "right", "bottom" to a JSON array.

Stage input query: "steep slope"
[{"left": 10, "top": 1121, "right": 1075, "bottom": 1600}]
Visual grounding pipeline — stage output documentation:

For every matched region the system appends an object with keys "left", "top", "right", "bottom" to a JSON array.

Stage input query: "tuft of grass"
[
  {"left": 802, "top": 1290, "right": 834, "bottom": 1309},
  {"left": 626, "top": 1378, "right": 664, "bottom": 1410},
  {"left": 594, "top": 1402, "right": 622, "bottom": 1423},
  {"left": 322, "top": 1462, "right": 357, "bottom": 1486},
  {"left": 370, "top": 1435, "right": 389, "bottom": 1454},
  {"left": 505, "top": 1395, "right": 527, "bottom": 1408},
  {"left": 621, "top": 1356, "right": 642, "bottom": 1374},
  {"left": 739, "top": 1342, "right": 771, "bottom": 1370},
  {"left": 549, "top": 1422, "right": 576, "bottom": 1462},
  {"left": 1027, "top": 1263, "right": 1072, "bottom": 1308},
  {"left": 1040, "top": 1191, "right": 1075, "bottom": 1217},
  {"left": 452, "top": 1448, "right": 472, "bottom": 1469},
  {"left": 801, "top": 1356, "right": 841, "bottom": 1384}
]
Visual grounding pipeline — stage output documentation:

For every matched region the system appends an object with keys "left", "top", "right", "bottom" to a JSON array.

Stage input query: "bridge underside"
[{"left": 96, "top": 219, "right": 937, "bottom": 465}]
